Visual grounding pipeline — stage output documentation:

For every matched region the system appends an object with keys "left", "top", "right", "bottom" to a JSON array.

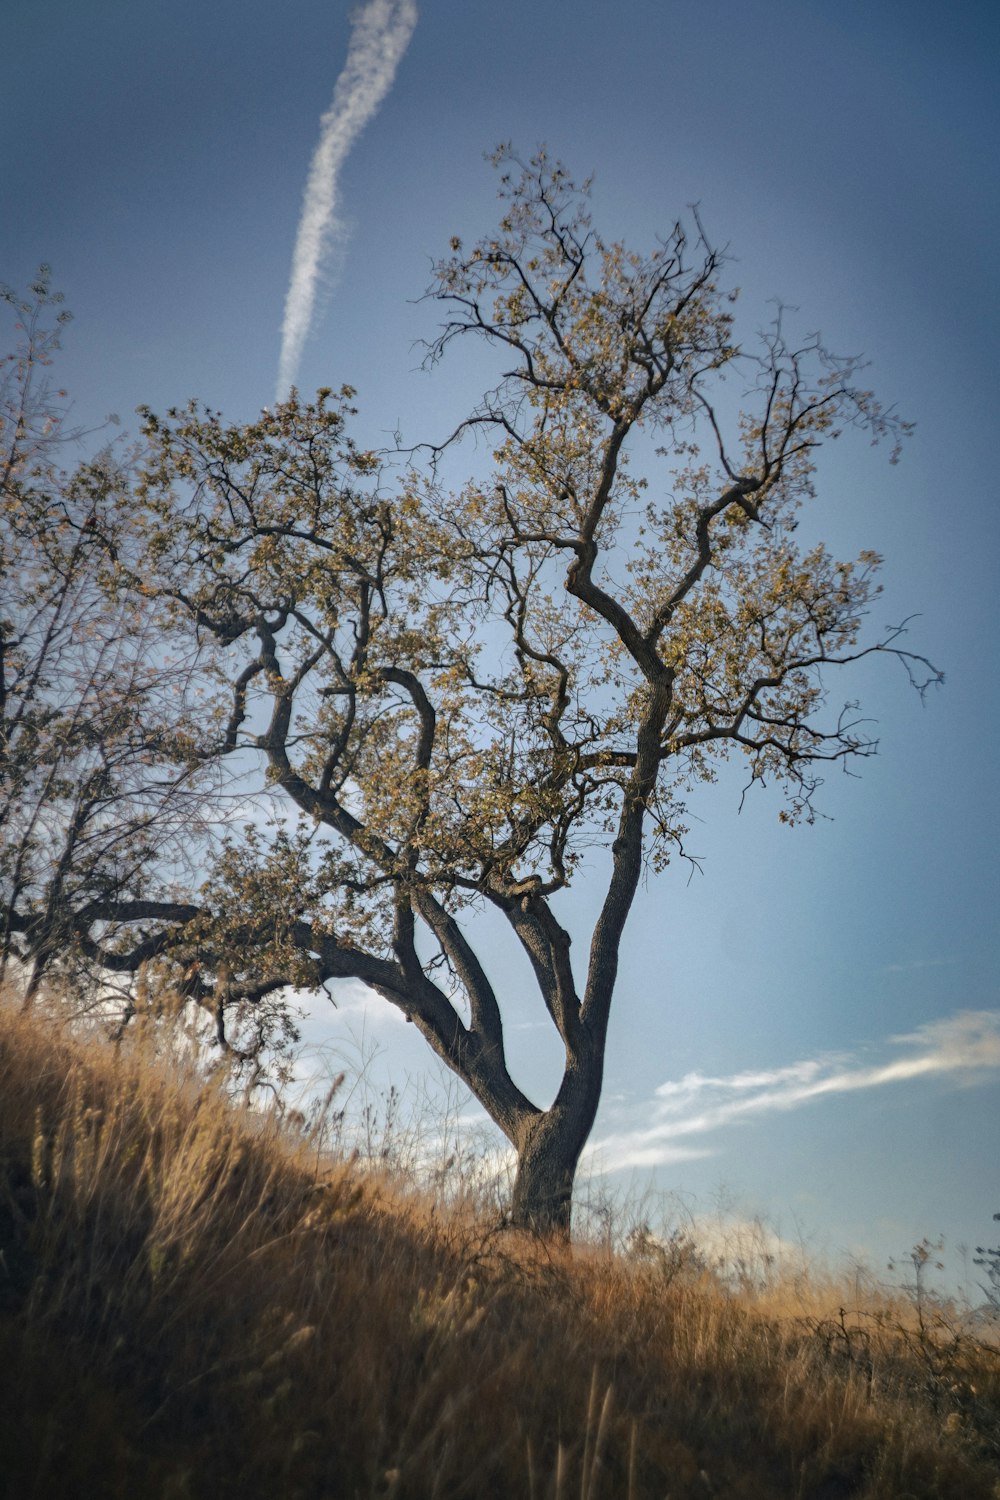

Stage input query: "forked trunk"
[
  {"left": 508, "top": 1072, "right": 601, "bottom": 1235},
  {"left": 509, "top": 1120, "right": 577, "bottom": 1234}
]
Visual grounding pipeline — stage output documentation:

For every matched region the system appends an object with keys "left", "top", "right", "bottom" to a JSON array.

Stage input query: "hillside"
[{"left": 1, "top": 994, "right": 998, "bottom": 1500}]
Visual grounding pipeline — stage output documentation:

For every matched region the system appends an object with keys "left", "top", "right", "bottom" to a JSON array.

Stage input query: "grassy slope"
[{"left": 1, "top": 997, "right": 998, "bottom": 1500}]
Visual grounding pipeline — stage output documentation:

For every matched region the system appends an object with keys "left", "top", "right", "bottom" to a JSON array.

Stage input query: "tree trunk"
[{"left": 508, "top": 1068, "right": 601, "bottom": 1235}]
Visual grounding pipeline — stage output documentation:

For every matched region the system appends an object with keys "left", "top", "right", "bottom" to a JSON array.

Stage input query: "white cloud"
[
  {"left": 587, "top": 1009, "right": 1000, "bottom": 1175},
  {"left": 685, "top": 1212, "right": 810, "bottom": 1280},
  {"left": 583, "top": 1141, "right": 714, "bottom": 1173},
  {"left": 879, "top": 957, "right": 955, "bottom": 975},
  {"left": 276, "top": 0, "right": 418, "bottom": 399}
]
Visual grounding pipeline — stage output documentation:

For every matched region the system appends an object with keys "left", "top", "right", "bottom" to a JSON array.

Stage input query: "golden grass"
[{"left": 1, "top": 992, "right": 998, "bottom": 1499}]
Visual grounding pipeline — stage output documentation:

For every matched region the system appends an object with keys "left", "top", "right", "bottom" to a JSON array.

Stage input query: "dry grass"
[{"left": 1, "top": 992, "right": 998, "bottom": 1499}]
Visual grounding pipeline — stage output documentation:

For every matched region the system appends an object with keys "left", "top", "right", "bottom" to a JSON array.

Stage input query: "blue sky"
[{"left": 4, "top": 0, "right": 998, "bottom": 1282}]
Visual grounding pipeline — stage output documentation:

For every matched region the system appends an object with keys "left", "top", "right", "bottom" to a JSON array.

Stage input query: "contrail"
[{"left": 276, "top": 0, "right": 418, "bottom": 400}]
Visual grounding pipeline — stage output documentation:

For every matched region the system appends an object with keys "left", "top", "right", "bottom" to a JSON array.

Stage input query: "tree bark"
[{"left": 508, "top": 1053, "right": 603, "bottom": 1235}]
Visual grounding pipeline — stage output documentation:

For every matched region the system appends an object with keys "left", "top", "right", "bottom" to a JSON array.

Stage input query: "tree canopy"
[{"left": 0, "top": 153, "right": 940, "bottom": 1230}]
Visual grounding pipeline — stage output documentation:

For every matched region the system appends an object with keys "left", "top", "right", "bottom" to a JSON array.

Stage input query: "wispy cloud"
[
  {"left": 276, "top": 0, "right": 418, "bottom": 400},
  {"left": 585, "top": 1010, "right": 1000, "bottom": 1175}
]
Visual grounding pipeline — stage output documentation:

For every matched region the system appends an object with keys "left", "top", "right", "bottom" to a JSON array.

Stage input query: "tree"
[
  {"left": 0, "top": 269, "right": 159, "bottom": 1000},
  {"left": 17, "top": 153, "right": 940, "bottom": 1231},
  {"left": 0, "top": 274, "right": 238, "bottom": 1042}
]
